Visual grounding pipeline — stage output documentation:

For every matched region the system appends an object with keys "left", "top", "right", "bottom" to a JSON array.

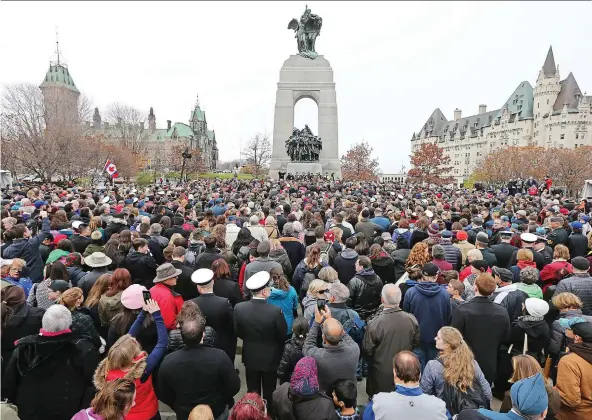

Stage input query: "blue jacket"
[
  {"left": 403, "top": 282, "right": 451, "bottom": 345},
  {"left": 3, "top": 217, "right": 51, "bottom": 283},
  {"left": 371, "top": 217, "right": 391, "bottom": 232},
  {"left": 268, "top": 286, "right": 299, "bottom": 332}
]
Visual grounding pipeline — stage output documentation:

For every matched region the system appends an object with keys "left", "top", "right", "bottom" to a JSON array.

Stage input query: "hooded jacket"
[
  {"left": 491, "top": 284, "right": 529, "bottom": 325},
  {"left": 403, "top": 281, "right": 451, "bottom": 345},
  {"left": 104, "top": 217, "right": 129, "bottom": 241},
  {"left": 123, "top": 250, "right": 157, "bottom": 289},
  {"left": 556, "top": 342, "right": 592, "bottom": 420},
  {"left": 508, "top": 316, "right": 550, "bottom": 357},
  {"left": 270, "top": 248, "right": 293, "bottom": 277},
  {"left": 1, "top": 331, "right": 100, "bottom": 420},
  {"left": 272, "top": 382, "right": 339, "bottom": 420},
  {"left": 98, "top": 292, "right": 123, "bottom": 327},
  {"left": 370, "top": 252, "right": 395, "bottom": 285},
  {"left": 0, "top": 304, "right": 45, "bottom": 376},
  {"left": 347, "top": 268, "right": 383, "bottom": 320},
  {"left": 269, "top": 286, "right": 299, "bottom": 332},
  {"left": 548, "top": 310, "right": 592, "bottom": 356},
  {"left": 333, "top": 249, "right": 358, "bottom": 287}
]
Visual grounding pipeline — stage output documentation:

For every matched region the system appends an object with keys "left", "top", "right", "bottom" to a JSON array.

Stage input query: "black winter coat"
[
  {"left": 164, "top": 225, "right": 189, "bottom": 240},
  {"left": 491, "top": 243, "right": 518, "bottom": 271},
  {"left": 568, "top": 233, "right": 589, "bottom": 258},
  {"left": 371, "top": 254, "right": 395, "bottom": 284},
  {"left": 71, "top": 308, "right": 101, "bottom": 349},
  {"left": 1, "top": 332, "right": 99, "bottom": 420},
  {"left": 508, "top": 248, "right": 547, "bottom": 270},
  {"left": 2, "top": 217, "right": 50, "bottom": 283},
  {"left": 280, "top": 237, "right": 306, "bottom": 278},
  {"left": 347, "top": 270, "right": 383, "bottom": 321},
  {"left": 190, "top": 293, "right": 237, "bottom": 363},
  {"left": 451, "top": 296, "right": 511, "bottom": 383},
  {"left": 171, "top": 260, "right": 197, "bottom": 301},
  {"left": 410, "top": 229, "right": 429, "bottom": 249},
  {"left": 490, "top": 286, "right": 529, "bottom": 325},
  {"left": 509, "top": 317, "right": 551, "bottom": 357},
  {"left": 272, "top": 382, "right": 339, "bottom": 420},
  {"left": 277, "top": 336, "right": 305, "bottom": 384},
  {"left": 333, "top": 249, "right": 358, "bottom": 287},
  {"left": 158, "top": 345, "right": 240, "bottom": 420},
  {"left": 0, "top": 304, "right": 45, "bottom": 376},
  {"left": 195, "top": 248, "right": 223, "bottom": 270},
  {"left": 213, "top": 276, "right": 243, "bottom": 308},
  {"left": 123, "top": 250, "right": 157, "bottom": 289},
  {"left": 70, "top": 234, "right": 91, "bottom": 254},
  {"left": 392, "top": 249, "right": 411, "bottom": 281}
]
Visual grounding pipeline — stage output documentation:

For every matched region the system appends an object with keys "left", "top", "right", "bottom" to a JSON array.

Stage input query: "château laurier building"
[
  {"left": 410, "top": 46, "right": 591, "bottom": 186},
  {"left": 40, "top": 54, "right": 218, "bottom": 171}
]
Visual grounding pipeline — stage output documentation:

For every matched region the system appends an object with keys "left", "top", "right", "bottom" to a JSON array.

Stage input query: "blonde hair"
[
  {"left": 330, "top": 227, "right": 343, "bottom": 242},
  {"left": 102, "top": 335, "right": 145, "bottom": 372},
  {"left": 169, "top": 233, "right": 184, "bottom": 246},
  {"left": 516, "top": 248, "right": 533, "bottom": 262},
  {"left": 188, "top": 405, "right": 214, "bottom": 420},
  {"left": 269, "top": 238, "right": 283, "bottom": 252},
  {"left": 438, "top": 327, "right": 475, "bottom": 393},
  {"left": 509, "top": 354, "right": 542, "bottom": 384},
  {"left": 318, "top": 267, "right": 339, "bottom": 283},
  {"left": 307, "top": 279, "right": 327, "bottom": 298},
  {"left": 553, "top": 244, "right": 570, "bottom": 260},
  {"left": 552, "top": 292, "right": 582, "bottom": 310},
  {"left": 90, "top": 378, "right": 136, "bottom": 420},
  {"left": 9, "top": 258, "right": 26, "bottom": 272},
  {"left": 84, "top": 274, "right": 113, "bottom": 308},
  {"left": 58, "top": 287, "right": 83, "bottom": 310}
]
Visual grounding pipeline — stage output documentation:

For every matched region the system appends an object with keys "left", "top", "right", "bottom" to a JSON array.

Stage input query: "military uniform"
[
  {"left": 234, "top": 272, "right": 287, "bottom": 407},
  {"left": 547, "top": 228, "right": 569, "bottom": 249}
]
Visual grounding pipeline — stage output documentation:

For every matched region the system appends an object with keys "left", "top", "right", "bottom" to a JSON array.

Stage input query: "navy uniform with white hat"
[
  {"left": 189, "top": 269, "right": 237, "bottom": 362},
  {"left": 507, "top": 233, "right": 546, "bottom": 270},
  {"left": 234, "top": 271, "right": 287, "bottom": 408}
]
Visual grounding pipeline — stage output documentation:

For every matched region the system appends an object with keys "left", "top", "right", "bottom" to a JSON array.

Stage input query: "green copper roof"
[
  {"left": 147, "top": 129, "right": 168, "bottom": 142},
  {"left": 40, "top": 64, "right": 79, "bottom": 93},
  {"left": 494, "top": 81, "right": 534, "bottom": 121},
  {"left": 207, "top": 129, "right": 216, "bottom": 141},
  {"left": 167, "top": 122, "right": 194, "bottom": 138},
  {"left": 190, "top": 106, "right": 206, "bottom": 122}
]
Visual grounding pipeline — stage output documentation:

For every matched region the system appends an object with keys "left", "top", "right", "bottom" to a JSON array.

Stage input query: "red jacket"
[
  {"left": 106, "top": 361, "right": 158, "bottom": 420},
  {"left": 149, "top": 283, "right": 183, "bottom": 330},
  {"left": 540, "top": 260, "right": 573, "bottom": 292}
]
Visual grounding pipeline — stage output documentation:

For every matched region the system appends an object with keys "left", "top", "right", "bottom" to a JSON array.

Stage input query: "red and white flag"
[{"left": 104, "top": 159, "right": 119, "bottom": 178}]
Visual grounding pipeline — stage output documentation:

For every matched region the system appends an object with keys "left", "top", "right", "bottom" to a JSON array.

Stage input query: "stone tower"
[
  {"left": 93, "top": 107, "right": 102, "bottom": 128},
  {"left": 533, "top": 46, "right": 561, "bottom": 144},
  {"left": 148, "top": 107, "right": 156, "bottom": 132},
  {"left": 39, "top": 58, "right": 80, "bottom": 130}
]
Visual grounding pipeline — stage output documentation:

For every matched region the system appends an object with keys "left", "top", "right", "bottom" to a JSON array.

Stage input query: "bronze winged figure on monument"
[{"left": 288, "top": 5, "right": 322, "bottom": 59}]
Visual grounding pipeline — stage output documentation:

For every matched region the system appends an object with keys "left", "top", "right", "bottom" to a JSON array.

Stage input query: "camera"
[{"left": 142, "top": 291, "right": 152, "bottom": 304}]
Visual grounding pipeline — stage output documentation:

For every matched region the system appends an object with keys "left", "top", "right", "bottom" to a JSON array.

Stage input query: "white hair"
[
  {"left": 467, "top": 249, "right": 483, "bottom": 262},
  {"left": 381, "top": 284, "right": 402, "bottom": 306},
  {"left": 141, "top": 216, "right": 151, "bottom": 225},
  {"left": 329, "top": 282, "right": 350, "bottom": 303},
  {"left": 150, "top": 223, "right": 162, "bottom": 234},
  {"left": 42, "top": 305, "right": 72, "bottom": 332}
]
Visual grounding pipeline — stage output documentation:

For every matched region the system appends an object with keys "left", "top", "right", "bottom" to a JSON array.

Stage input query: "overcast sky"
[{"left": 1, "top": 1, "right": 591, "bottom": 173}]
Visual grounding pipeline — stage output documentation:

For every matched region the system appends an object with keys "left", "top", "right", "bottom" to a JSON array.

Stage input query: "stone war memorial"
[{"left": 269, "top": 5, "right": 342, "bottom": 179}]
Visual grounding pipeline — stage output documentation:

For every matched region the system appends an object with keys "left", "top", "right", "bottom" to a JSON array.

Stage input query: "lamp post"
[{"left": 179, "top": 147, "right": 192, "bottom": 184}]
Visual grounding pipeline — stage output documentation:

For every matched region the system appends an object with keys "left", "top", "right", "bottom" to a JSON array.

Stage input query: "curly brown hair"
[{"left": 405, "top": 242, "right": 430, "bottom": 269}]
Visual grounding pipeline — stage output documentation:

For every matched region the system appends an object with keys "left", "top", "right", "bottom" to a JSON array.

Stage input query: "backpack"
[
  {"left": 184, "top": 245, "right": 204, "bottom": 268},
  {"left": 343, "top": 309, "right": 366, "bottom": 344},
  {"left": 437, "top": 359, "right": 487, "bottom": 415},
  {"left": 319, "top": 243, "right": 331, "bottom": 265}
]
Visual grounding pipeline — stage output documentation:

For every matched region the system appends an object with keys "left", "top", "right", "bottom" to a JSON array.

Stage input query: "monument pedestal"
[
  {"left": 286, "top": 162, "right": 323, "bottom": 175},
  {"left": 269, "top": 54, "right": 341, "bottom": 180}
]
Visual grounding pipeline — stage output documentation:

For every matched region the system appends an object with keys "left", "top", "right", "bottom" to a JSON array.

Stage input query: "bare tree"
[
  {"left": 106, "top": 102, "right": 149, "bottom": 155},
  {"left": 244, "top": 133, "right": 271, "bottom": 177}
]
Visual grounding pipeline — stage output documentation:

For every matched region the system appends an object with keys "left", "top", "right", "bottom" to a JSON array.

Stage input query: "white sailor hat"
[
  {"left": 499, "top": 230, "right": 514, "bottom": 236},
  {"left": 72, "top": 220, "right": 85, "bottom": 230},
  {"left": 520, "top": 232, "right": 538, "bottom": 243},
  {"left": 132, "top": 197, "right": 138, "bottom": 203},
  {"left": 191, "top": 268, "right": 214, "bottom": 285},
  {"left": 397, "top": 194, "right": 404, "bottom": 200},
  {"left": 158, "top": 191, "right": 166, "bottom": 195},
  {"left": 245, "top": 271, "right": 272, "bottom": 292},
  {"left": 102, "top": 196, "right": 110, "bottom": 204},
  {"left": 425, "top": 210, "right": 434, "bottom": 218}
]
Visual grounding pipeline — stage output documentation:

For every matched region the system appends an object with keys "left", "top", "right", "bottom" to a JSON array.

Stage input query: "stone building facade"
[
  {"left": 410, "top": 47, "right": 592, "bottom": 186},
  {"left": 40, "top": 60, "right": 218, "bottom": 171}
]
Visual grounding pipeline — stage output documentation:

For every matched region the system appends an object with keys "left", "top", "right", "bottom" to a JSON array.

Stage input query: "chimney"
[
  {"left": 167, "top": 120, "right": 172, "bottom": 131},
  {"left": 479, "top": 104, "right": 487, "bottom": 114},
  {"left": 454, "top": 108, "right": 462, "bottom": 121}
]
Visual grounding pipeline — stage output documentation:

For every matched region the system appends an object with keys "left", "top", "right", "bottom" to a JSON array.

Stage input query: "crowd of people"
[{"left": 1, "top": 176, "right": 592, "bottom": 420}]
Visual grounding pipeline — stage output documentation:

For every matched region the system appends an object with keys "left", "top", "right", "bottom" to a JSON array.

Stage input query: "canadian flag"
[{"left": 104, "top": 159, "right": 119, "bottom": 178}]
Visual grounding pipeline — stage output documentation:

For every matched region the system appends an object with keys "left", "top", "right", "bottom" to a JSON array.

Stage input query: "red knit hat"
[{"left": 456, "top": 230, "right": 468, "bottom": 241}]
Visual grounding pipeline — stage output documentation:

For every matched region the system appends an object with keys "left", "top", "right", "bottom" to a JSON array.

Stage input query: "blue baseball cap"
[
  {"left": 572, "top": 221, "right": 583, "bottom": 230},
  {"left": 34, "top": 200, "right": 49, "bottom": 209}
]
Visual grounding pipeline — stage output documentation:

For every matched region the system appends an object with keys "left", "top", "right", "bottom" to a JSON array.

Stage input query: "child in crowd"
[
  {"left": 333, "top": 379, "right": 359, "bottom": 420},
  {"left": 277, "top": 317, "right": 309, "bottom": 383},
  {"left": 446, "top": 279, "right": 465, "bottom": 311}
]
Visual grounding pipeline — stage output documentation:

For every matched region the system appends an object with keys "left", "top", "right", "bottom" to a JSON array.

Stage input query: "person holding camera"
[{"left": 302, "top": 303, "right": 359, "bottom": 395}]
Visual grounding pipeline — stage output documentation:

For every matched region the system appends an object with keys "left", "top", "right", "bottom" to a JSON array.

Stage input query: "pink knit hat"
[{"left": 121, "top": 284, "right": 148, "bottom": 310}]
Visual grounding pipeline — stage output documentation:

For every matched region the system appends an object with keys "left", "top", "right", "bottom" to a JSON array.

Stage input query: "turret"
[
  {"left": 93, "top": 107, "right": 102, "bottom": 128},
  {"left": 148, "top": 107, "right": 156, "bottom": 132},
  {"left": 534, "top": 46, "right": 561, "bottom": 119}
]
